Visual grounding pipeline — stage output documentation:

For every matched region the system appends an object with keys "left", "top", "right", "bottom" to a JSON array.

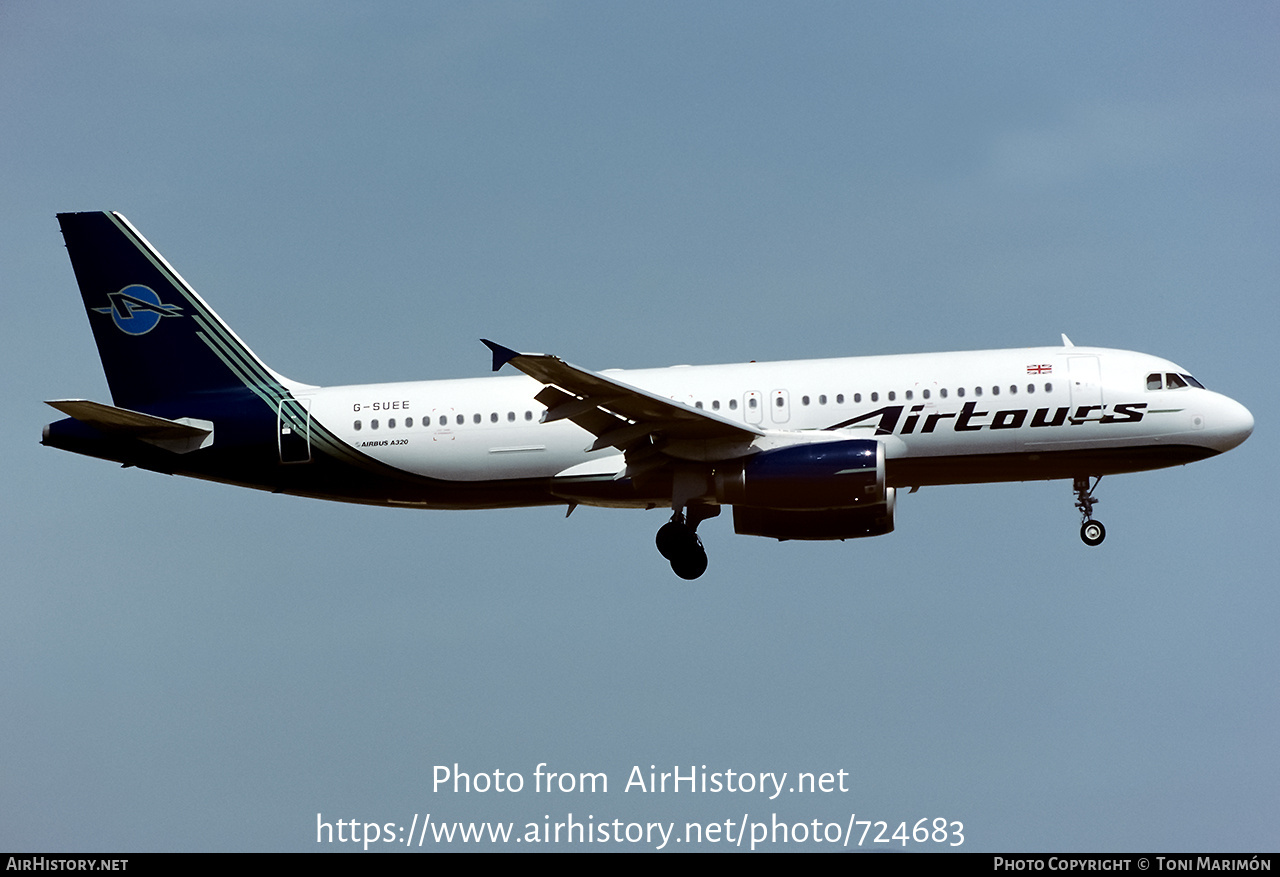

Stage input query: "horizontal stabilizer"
[{"left": 45, "top": 399, "right": 214, "bottom": 453}]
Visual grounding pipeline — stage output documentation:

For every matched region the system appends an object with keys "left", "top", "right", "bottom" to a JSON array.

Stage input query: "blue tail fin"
[{"left": 57, "top": 212, "right": 296, "bottom": 418}]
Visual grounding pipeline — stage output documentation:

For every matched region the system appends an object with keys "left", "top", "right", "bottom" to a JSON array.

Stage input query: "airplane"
[{"left": 44, "top": 211, "right": 1254, "bottom": 579}]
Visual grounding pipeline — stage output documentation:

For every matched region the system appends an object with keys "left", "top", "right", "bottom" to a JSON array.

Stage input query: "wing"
[{"left": 481, "top": 340, "right": 763, "bottom": 464}]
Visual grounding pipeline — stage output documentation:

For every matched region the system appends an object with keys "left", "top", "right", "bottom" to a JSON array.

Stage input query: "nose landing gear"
[
  {"left": 1080, "top": 518, "right": 1106, "bottom": 546},
  {"left": 1074, "top": 476, "right": 1106, "bottom": 546}
]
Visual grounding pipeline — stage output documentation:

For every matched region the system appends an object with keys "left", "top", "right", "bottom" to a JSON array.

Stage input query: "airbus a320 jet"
[{"left": 44, "top": 212, "right": 1254, "bottom": 578}]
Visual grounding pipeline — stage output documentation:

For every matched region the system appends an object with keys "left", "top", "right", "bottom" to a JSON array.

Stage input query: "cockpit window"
[{"left": 1148, "top": 372, "right": 1205, "bottom": 391}]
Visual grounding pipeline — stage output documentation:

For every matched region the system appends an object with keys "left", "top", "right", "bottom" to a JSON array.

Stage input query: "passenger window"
[
  {"left": 957, "top": 388, "right": 965, "bottom": 398},
  {"left": 775, "top": 396, "right": 783, "bottom": 407},
  {"left": 371, "top": 419, "right": 379, "bottom": 430},
  {"left": 712, "top": 400, "right": 720, "bottom": 410},
  {"left": 729, "top": 399, "right": 738, "bottom": 410},
  {"left": 940, "top": 388, "right": 948, "bottom": 398},
  {"left": 490, "top": 412, "right": 498, "bottom": 423},
  {"left": 525, "top": 411, "right": 533, "bottom": 421},
  {"left": 405, "top": 417, "right": 413, "bottom": 428},
  {"left": 975, "top": 387, "right": 983, "bottom": 397},
  {"left": 1147, "top": 373, "right": 1163, "bottom": 390},
  {"left": 695, "top": 401, "right": 704, "bottom": 409},
  {"left": 801, "top": 395, "right": 810, "bottom": 406},
  {"left": 388, "top": 418, "right": 396, "bottom": 429},
  {"left": 904, "top": 390, "right": 912, "bottom": 400},
  {"left": 749, "top": 398, "right": 758, "bottom": 409},
  {"left": 871, "top": 392, "right": 879, "bottom": 402},
  {"left": 508, "top": 411, "right": 515, "bottom": 422},
  {"left": 819, "top": 395, "right": 827, "bottom": 405},
  {"left": 991, "top": 386, "right": 999, "bottom": 396},
  {"left": 354, "top": 420, "right": 362, "bottom": 431},
  {"left": 922, "top": 389, "right": 930, "bottom": 400},
  {"left": 1008, "top": 385, "right": 1017, "bottom": 395},
  {"left": 1026, "top": 384, "right": 1034, "bottom": 394},
  {"left": 888, "top": 391, "right": 896, "bottom": 401},
  {"left": 836, "top": 394, "right": 844, "bottom": 404},
  {"left": 853, "top": 393, "right": 860, "bottom": 403},
  {"left": 456, "top": 414, "right": 464, "bottom": 425},
  {"left": 1044, "top": 383, "right": 1052, "bottom": 393}
]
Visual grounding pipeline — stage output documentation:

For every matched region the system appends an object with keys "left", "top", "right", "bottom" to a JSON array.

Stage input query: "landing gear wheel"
[
  {"left": 655, "top": 521, "right": 687, "bottom": 561},
  {"left": 655, "top": 513, "right": 709, "bottom": 579},
  {"left": 1080, "top": 519, "right": 1106, "bottom": 546},
  {"left": 670, "top": 542, "right": 709, "bottom": 580}
]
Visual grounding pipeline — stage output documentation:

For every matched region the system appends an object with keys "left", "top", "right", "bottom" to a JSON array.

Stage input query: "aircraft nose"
[{"left": 1212, "top": 396, "right": 1253, "bottom": 452}]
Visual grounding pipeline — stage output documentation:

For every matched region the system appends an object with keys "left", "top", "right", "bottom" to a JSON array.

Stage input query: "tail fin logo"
[{"left": 92, "top": 285, "right": 183, "bottom": 336}]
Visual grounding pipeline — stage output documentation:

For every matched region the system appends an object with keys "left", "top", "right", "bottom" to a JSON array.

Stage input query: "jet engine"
[
  {"left": 714, "top": 439, "right": 886, "bottom": 509},
  {"left": 731, "top": 491, "right": 895, "bottom": 540},
  {"left": 714, "top": 439, "right": 896, "bottom": 540}
]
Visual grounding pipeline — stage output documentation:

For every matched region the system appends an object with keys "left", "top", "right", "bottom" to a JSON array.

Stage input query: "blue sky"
[{"left": 2, "top": 1, "right": 1277, "bottom": 851}]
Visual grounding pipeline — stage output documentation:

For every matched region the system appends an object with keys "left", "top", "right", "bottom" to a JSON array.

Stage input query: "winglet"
[
  {"left": 481, "top": 339, "right": 521, "bottom": 372},
  {"left": 1061, "top": 333, "right": 1075, "bottom": 348}
]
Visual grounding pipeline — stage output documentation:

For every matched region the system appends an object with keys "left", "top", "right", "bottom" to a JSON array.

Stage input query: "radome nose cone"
[{"left": 1219, "top": 397, "right": 1254, "bottom": 452}]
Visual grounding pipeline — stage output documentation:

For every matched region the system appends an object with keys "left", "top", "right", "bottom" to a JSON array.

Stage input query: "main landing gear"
[
  {"left": 1074, "top": 476, "right": 1106, "bottom": 546},
  {"left": 656, "top": 504, "right": 718, "bottom": 580}
]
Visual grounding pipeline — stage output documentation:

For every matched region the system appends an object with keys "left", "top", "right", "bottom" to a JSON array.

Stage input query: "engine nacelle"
[
  {"left": 714, "top": 439, "right": 886, "bottom": 510},
  {"left": 733, "top": 488, "right": 896, "bottom": 541}
]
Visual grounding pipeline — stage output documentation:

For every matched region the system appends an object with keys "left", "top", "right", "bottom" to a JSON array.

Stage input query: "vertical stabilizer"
[{"left": 57, "top": 212, "right": 299, "bottom": 418}]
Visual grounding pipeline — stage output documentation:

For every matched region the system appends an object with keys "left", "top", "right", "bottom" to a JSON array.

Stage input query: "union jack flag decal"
[{"left": 1027, "top": 364, "right": 1052, "bottom": 374}]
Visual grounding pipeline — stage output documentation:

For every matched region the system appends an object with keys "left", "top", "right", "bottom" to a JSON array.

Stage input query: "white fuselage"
[{"left": 301, "top": 345, "right": 1252, "bottom": 499}]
